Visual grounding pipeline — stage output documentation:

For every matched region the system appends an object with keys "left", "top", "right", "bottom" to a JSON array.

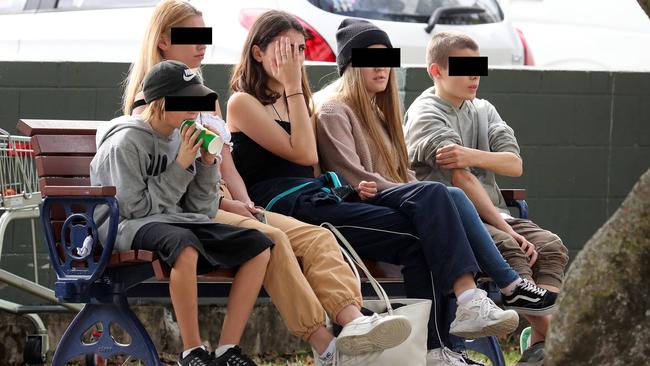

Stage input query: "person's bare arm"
[
  {"left": 451, "top": 169, "right": 537, "bottom": 264},
  {"left": 220, "top": 147, "right": 254, "bottom": 206},
  {"left": 451, "top": 169, "right": 511, "bottom": 231},
  {"left": 474, "top": 150, "right": 523, "bottom": 177},
  {"left": 436, "top": 144, "right": 522, "bottom": 177}
]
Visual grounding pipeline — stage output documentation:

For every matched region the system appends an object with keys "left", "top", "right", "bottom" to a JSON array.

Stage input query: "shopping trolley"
[{"left": 1, "top": 127, "right": 81, "bottom": 365}]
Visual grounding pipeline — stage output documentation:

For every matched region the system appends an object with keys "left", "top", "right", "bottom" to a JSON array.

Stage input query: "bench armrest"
[
  {"left": 42, "top": 185, "right": 116, "bottom": 197},
  {"left": 41, "top": 195, "right": 120, "bottom": 302},
  {"left": 501, "top": 189, "right": 529, "bottom": 219},
  {"left": 500, "top": 189, "right": 527, "bottom": 201}
]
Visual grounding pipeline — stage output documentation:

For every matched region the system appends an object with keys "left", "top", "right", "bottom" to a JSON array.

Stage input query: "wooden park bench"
[{"left": 17, "top": 119, "right": 528, "bottom": 365}]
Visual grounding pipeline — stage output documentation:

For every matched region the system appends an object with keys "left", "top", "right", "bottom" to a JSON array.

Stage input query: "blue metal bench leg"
[
  {"left": 465, "top": 336, "right": 506, "bottom": 366},
  {"left": 52, "top": 295, "right": 160, "bottom": 365}
]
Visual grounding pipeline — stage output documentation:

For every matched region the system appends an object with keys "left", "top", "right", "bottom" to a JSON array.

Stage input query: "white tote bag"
[{"left": 317, "top": 223, "right": 431, "bottom": 366}]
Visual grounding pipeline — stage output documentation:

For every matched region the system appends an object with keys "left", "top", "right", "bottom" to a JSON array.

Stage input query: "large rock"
[{"left": 545, "top": 169, "right": 650, "bottom": 365}]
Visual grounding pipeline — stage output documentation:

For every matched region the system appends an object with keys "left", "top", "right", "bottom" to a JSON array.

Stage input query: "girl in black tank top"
[{"left": 231, "top": 119, "right": 313, "bottom": 188}]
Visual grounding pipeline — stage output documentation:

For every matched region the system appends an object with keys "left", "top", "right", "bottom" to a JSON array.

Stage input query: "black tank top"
[{"left": 231, "top": 120, "right": 314, "bottom": 189}]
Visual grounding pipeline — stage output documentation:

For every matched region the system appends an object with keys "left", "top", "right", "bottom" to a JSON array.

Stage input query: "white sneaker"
[
  {"left": 450, "top": 289, "right": 519, "bottom": 339},
  {"left": 336, "top": 313, "right": 412, "bottom": 355},
  {"left": 427, "top": 347, "right": 469, "bottom": 366}
]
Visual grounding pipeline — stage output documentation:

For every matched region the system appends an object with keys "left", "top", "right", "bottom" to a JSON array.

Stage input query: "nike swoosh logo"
[
  {"left": 505, "top": 295, "right": 541, "bottom": 304},
  {"left": 183, "top": 70, "right": 196, "bottom": 81}
]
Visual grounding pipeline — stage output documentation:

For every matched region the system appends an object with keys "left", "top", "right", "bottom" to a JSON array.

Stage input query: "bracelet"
[
  {"left": 217, "top": 195, "right": 225, "bottom": 208},
  {"left": 286, "top": 92, "right": 303, "bottom": 99}
]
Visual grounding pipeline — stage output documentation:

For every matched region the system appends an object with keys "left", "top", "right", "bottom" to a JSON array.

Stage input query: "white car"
[
  {"left": 503, "top": 0, "right": 650, "bottom": 71},
  {"left": 0, "top": 0, "right": 533, "bottom": 66}
]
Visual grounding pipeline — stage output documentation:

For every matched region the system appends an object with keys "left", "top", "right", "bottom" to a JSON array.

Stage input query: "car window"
[
  {"left": 307, "top": 0, "right": 503, "bottom": 24},
  {"left": 0, "top": 0, "right": 27, "bottom": 14},
  {"left": 56, "top": 0, "right": 159, "bottom": 10}
]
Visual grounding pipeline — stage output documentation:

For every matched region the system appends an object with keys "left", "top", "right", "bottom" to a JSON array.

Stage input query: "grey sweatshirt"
[
  {"left": 404, "top": 87, "right": 520, "bottom": 215},
  {"left": 90, "top": 115, "right": 220, "bottom": 252}
]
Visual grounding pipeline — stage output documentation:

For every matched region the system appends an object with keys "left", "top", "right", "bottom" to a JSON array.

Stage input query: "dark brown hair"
[{"left": 230, "top": 10, "right": 313, "bottom": 113}]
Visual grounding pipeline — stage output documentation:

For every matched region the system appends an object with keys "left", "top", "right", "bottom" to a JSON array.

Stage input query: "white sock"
[
  {"left": 502, "top": 278, "right": 523, "bottom": 296},
  {"left": 319, "top": 338, "right": 337, "bottom": 361},
  {"left": 182, "top": 345, "right": 205, "bottom": 359},
  {"left": 214, "top": 344, "right": 236, "bottom": 358},
  {"left": 457, "top": 289, "right": 477, "bottom": 305}
]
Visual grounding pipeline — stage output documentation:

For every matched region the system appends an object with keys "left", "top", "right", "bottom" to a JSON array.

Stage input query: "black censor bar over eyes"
[
  {"left": 448, "top": 56, "right": 488, "bottom": 76},
  {"left": 351, "top": 48, "right": 401, "bottom": 68},
  {"left": 164, "top": 95, "right": 218, "bottom": 111},
  {"left": 171, "top": 27, "right": 213, "bottom": 45}
]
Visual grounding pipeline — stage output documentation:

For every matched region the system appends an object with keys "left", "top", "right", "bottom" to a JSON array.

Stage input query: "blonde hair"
[
  {"left": 426, "top": 31, "right": 479, "bottom": 68},
  {"left": 328, "top": 67, "right": 410, "bottom": 183},
  {"left": 140, "top": 98, "right": 166, "bottom": 123},
  {"left": 122, "top": 0, "right": 202, "bottom": 115}
]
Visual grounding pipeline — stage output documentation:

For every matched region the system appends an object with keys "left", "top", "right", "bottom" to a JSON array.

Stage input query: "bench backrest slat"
[
  {"left": 17, "top": 119, "right": 107, "bottom": 136},
  {"left": 32, "top": 134, "right": 97, "bottom": 156},
  {"left": 35, "top": 156, "right": 93, "bottom": 177},
  {"left": 39, "top": 177, "right": 91, "bottom": 191}
]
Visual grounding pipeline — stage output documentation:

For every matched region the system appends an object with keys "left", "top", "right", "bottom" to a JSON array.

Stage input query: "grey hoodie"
[
  {"left": 404, "top": 86, "right": 520, "bottom": 215},
  {"left": 90, "top": 115, "right": 220, "bottom": 252}
]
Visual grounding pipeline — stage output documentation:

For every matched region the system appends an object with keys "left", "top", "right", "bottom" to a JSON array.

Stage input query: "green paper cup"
[
  {"left": 181, "top": 120, "right": 224, "bottom": 155},
  {"left": 201, "top": 128, "right": 224, "bottom": 155}
]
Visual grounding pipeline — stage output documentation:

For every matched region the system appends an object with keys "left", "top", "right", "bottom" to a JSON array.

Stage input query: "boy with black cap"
[{"left": 91, "top": 60, "right": 272, "bottom": 366}]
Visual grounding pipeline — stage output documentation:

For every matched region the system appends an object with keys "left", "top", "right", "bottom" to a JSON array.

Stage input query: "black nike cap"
[{"left": 142, "top": 60, "right": 217, "bottom": 104}]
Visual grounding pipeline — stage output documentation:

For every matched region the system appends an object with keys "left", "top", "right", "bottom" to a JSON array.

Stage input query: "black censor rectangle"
[
  {"left": 164, "top": 95, "right": 218, "bottom": 111},
  {"left": 351, "top": 48, "right": 401, "bottom": 68},
  {"left": 171, "top": 27, "right": 212, "bottom": 45},
  {"left": 448, "top": 56, "right": 488, "bottom": 76}
]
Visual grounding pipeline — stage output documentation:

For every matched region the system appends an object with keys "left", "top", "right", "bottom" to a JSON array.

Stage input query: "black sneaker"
[
  {"left": 178, "top": 347, "right": 215, "bottom": 366},
  {"left": 516, "top": 341, "right": 545, "bottom": 366},
  {"left": 212, "top": 346, "right": 257, "bottom": 366},
  {"left": 502, "top": 279, "right": 557, "bottom": 316}
]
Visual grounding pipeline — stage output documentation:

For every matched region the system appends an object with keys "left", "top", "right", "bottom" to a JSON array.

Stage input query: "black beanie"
[{"left": 336, "top": 18, "right": 393, "bottom": 76}]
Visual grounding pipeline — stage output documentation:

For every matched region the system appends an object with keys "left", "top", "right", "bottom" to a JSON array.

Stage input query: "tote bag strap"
[{"left": 320, "top": 222, "right": 394, "bottom": 314}]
